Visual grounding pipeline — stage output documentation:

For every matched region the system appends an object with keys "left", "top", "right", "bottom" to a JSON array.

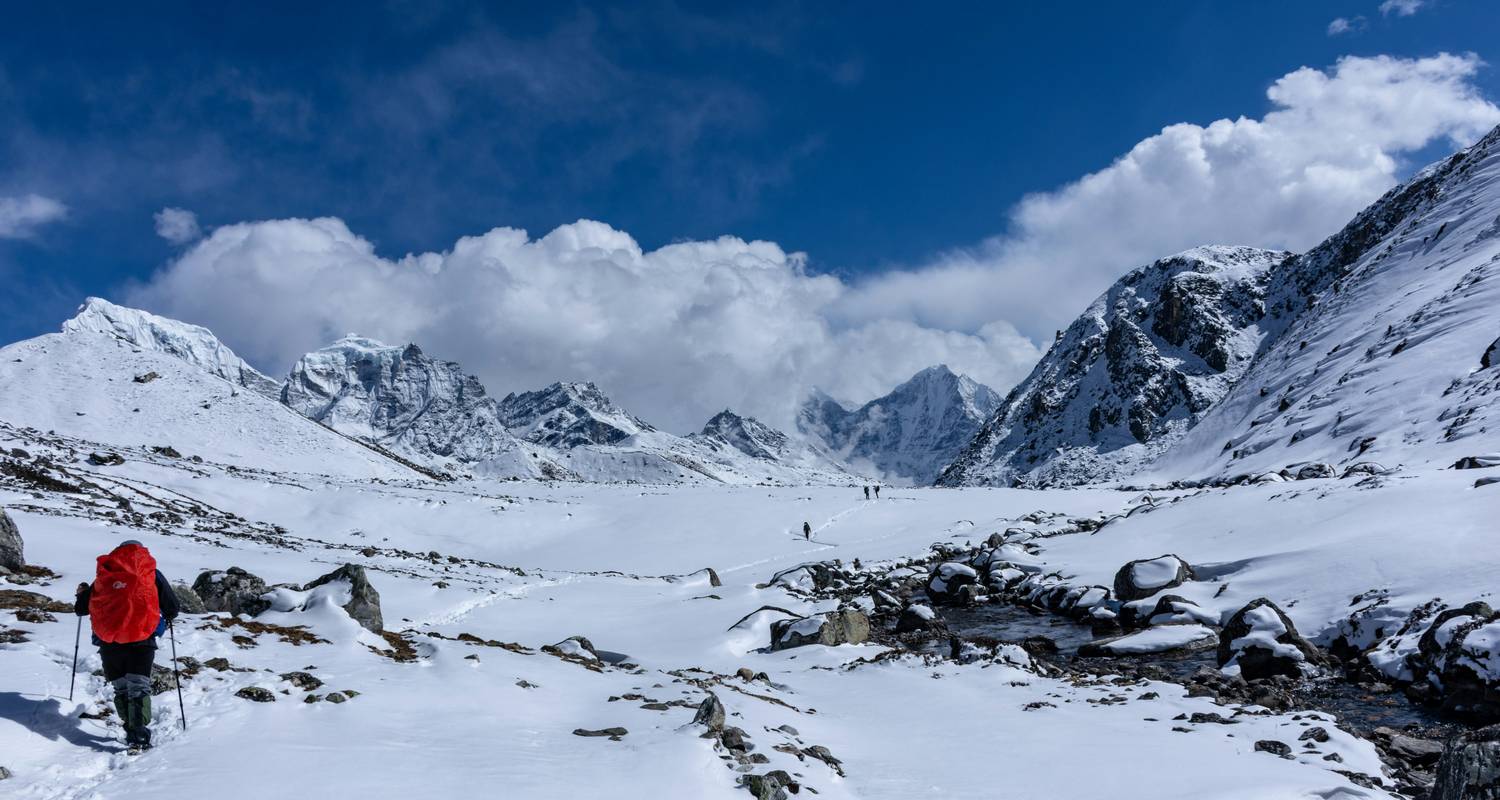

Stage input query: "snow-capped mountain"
[
  {"left": 1146, "top": 123, "right": 1500, "bottom": 481},
  {"left": 62, "top": 297, "right": 280, "bottom": 397},
  {"left": 0, "top": 321, "right": 418, "bottom": 478},
  {"left": 690, "top": 409, "right": 851, "bottom": 477},
  {"left": 498, "top": 382, "right": 653, "bottom": 448},
  {"left": 799, "top": 365, "right": 1001, "bottom": 485},
  {"left": 280, "top": 336, "right": 543, "bottom": 478},
  {"left": 937, "top": 246, "right": 1289, "bottom": 487}
]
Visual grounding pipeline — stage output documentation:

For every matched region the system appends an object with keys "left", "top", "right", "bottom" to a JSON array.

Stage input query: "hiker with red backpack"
[{"left": 74, "top": 540, "right": 181, "bottom": 750}]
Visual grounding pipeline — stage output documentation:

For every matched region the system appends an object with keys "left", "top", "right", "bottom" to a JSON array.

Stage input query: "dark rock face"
[
  {"left": 1112, "top": 555, "right": 1193, "bottom": 602},
  {"left": 170, "top": 582, "right": 206, "bottom": 614},
  {"left": 1484, "top": 337, "right": 1499, "bottom": 370},
  {"left": 1431, "top": 725, "right": 1500, "bottom": 800},
  {"left": 1254, "top": 740, "right": 1292, "bottom": 758},
  {"left": 1217, "top": 598, "right": 1324, "bottom": 681},
  {"left": 0, "top": 508, "right": 23, "bottom": 572},
  {"left": 938, "top": 246, "right": 1285, "bottom": 488},
  {"left": 87, "top": 452, "right": 124, "bottom": 466},
  {"left": 692, "top": 693, "right": 725, "bottom": 731},
  {"left": 192, "top": 567, "right": 271, "bottom": 617},
  {"left": 498, "top": 381, "right": 650, "bottom": 448},
  {"left": 769, "top": 609, "right": 870, "bottom": 651},
  {"left": 280, "top": 671, "right": 324, "bottom": 691},
  {"left": 301, "top": 564, "right": 383, "bottom": 633},
  {"left": 746, "top": 770, "right": 796, "bottom": 800}
]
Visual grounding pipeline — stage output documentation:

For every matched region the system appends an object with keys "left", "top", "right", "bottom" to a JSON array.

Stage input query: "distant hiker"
[
  {"left": 75, "top": 540, "right": 180, "bottom": 750},
  {"left": 863, "top": 486, "right": 870, "bottom": 500},
  {"left": 803, "top": 522, "right": 812, "bottom": 540},
  {"left": 874, "top": 486, "right": 881, "bottom": 499}
]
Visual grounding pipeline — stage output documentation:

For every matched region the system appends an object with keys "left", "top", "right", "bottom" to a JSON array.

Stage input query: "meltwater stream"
[{"left": 936, "top": 602, "right": 1466, "bottom": 739}]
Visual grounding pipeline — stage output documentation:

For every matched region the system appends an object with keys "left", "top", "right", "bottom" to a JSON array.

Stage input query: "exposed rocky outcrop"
[
  {"left": 0, "top": 508, "right": 23, "bottom": 572},
  {"left": 1431, "top": 725, "right": 1500, "bottom": 800},
  {"left": 1218, "top": 599, "right": 1324, "bottom": 681},
  {"left": 769, "top": 609, "right": 870, "bottom": 651},
  {"left": 301, "top": 564, "right": 384, "bottom": 633},
  {"left": 1112, "top": 555, "right": 1193, "bottom": 603},
  {"left": 192, "top": 567, "right": 271, "bottom": 617}
]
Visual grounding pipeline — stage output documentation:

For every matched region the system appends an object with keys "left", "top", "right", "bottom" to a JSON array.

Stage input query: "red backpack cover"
[{"left": 89, "top": 544, "right": 161, "bottom": 644}]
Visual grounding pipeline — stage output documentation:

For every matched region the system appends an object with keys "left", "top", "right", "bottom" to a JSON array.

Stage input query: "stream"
[{"left": 935, "top": 601, "right": 1467, "bottom": 740}]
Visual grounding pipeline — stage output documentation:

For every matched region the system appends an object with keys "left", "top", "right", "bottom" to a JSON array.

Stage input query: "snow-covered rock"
[
  {"left": 938, "top": 246, "right": 1286, "bottom": 487},
  {"left": 768, "top": 609, "right": 870, "bottom": 650},
  {"left": 1078, "top": 624, "right": 1218, "bottom": 657},
  {"left": 282, "top": 336, "right": 542, "bottom": 479},
  {"left": 499, "top": 381, "right": 651, "bottom": 448},
  {"left": 1112, "top": 554, "right": 1193, "bottom": 602},
  {"left": 192, "top": 567, "right": 272, "bottom": 617},
  {"left": 925, "top": 561, "right": 979, "bottom": 606},
  {"left": 62, "top": 297, "right": 279, "bottom": 397},
  {"left": 895, "top": 603, "right": 941, "bottom": 634},
  {"left": 799, "top": 365, "right": 1000, "bottom": 485},
  {"left": 1218, "top": 599, "right": 1324, "bottom": 681}
]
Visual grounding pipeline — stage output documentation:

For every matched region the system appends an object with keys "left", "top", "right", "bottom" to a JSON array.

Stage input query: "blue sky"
[{"left": 3, "top": 1, "right": 1500, "bottom": 429}]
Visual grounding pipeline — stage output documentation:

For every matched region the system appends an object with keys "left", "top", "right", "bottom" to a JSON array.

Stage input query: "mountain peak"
[
  {"left": 62, "top": 297, "right": 279, "bottom": 397},
  {"left": 499, "top": 380, "right": 652, "bottom": 448}
]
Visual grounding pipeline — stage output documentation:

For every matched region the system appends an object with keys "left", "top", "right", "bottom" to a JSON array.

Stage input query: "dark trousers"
[{"left": 100, "top": 641, "right": 156, "bottom": 693}]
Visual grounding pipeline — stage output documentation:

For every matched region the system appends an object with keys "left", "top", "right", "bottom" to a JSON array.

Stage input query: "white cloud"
[
  {"left": 154, "top": 207, "right": 203, "bottom": 244},
  {"left": 830, "top": 53, "right": 1500, "bottom": 341},
  {"left": 1326, "top": 16, "right": 1365, "bottom": 36},
  {"left": 123, "top": 53, "right": 1500, "bottom": 435},
  {"left": 0, "top": 194, "right": 67, "bottom": 239},
  {"left": 126, "top": 217, "right": 1040, "bottom": 433},
  {"left": 1380, "top": 0, "right": 1425, "bottom": 16}
]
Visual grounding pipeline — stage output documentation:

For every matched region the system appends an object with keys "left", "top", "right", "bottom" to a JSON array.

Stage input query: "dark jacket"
[{"left": 75, "top": 570, "right": 181, "bottom": 646}]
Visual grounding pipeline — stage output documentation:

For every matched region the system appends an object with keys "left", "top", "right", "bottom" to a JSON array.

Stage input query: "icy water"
[{"left": 937, "top": 601, "right": 1465, "bottom": 738}]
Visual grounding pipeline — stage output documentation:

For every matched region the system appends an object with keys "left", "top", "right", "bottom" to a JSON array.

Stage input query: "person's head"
[{"left": 114, "top": 539, "right": 146, "bottom": 553}]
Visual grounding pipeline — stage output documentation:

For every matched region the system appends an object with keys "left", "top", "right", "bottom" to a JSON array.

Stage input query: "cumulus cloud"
[
  {"left": 830, "top": 53, "right": 1500, "bottom": 341},
  {"left": 126, "top": 218, "right": 1040, "bottom": 433},
  {"left": 1379, "top": 0, "right": 1425, "bottom": 16},
  {"left": 0, "top": 194, "right": 67, "bottom": 239},
  {"left": 153, "top": 207, "right": 202, "bottom": 244},
  {"left": 1326, "top": 16, "right": 1366, "bottom": 36},
  {"left": 124, "top": 53, "right": 1500, "bottom": 434}
]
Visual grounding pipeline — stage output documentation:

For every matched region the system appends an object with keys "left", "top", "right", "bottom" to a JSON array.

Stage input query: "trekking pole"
[
  {"left": 68, "top": 615, "right": 82, "bottom": 702},
  {"left": 169, "top": 621, "right": 187, "bottom": 731}
]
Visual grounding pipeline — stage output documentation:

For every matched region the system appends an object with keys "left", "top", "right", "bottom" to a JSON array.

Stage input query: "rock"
[
  {"left": 1254, "top": 740, "right": 1292, "bottom": 758},
  {"left": 86, "top": 452, "right": 124, "bottom": 466},
  {"left": 895, "top": 603, "right": 942, "bottom": 634},
  {"left": 692, "top": 693, "right": 725, "bottom": 731},
  {"left": 573, "top": 727, "right": 627, "bottom": 738},
  {"left": 1299, "top": 726, "right": 1330, "bottom": 743},
  {"left": 193, "top": 567, "right": 272, "bottom": 616},
  {"left": 1374, "top": 727, "right": 1443, "bottom": 766},
  {"left": 769, "top": 609, "right": 870, "bottom": 651},
  {"left": 1431, "top": 724, "right": 1500, "bottom": 799},
  {"left": 301, "top": 564, "right": 384, "bottom": 633},
  {"left": 1112, "top": 554, "right": 1193, "bottom": 602},
  {"left": 280, "top": 671, "right": 324, "bottom": 691},
  {"left": 325, "top": 692, "right": 348, "bottom": 704},
  {"left": 1295, "top": 462, "right": 1336, "bottom": 480},
  {"left": 1485, "top": 337, "right": 1499, "bottom": 370},
  {"left": 1340, "top": 462, "right": 1389, "bottom": 478},
  {"left": 543, "top": 636, "right": 600, "bottom": 661},
  {"left": 133, "top": 371, "right": 160, "bottom": 384},
  {"left": 235, "top": 686, "right": 276, "bottom": 702},
  {"left": 150, "top": 445, "right": 182, "bottom": 458},
  {"left": 149, "top": 664, "right": 186, "bottom": 695},
  {"left": 171, "top": 583, "right": 206, "bottom": 614},
  {"left": 1454, "top": 456, "right": 1500, "bottom": 470},
  {"left": 1478, "top": 477, "right": 1500, "bottom": 489},
  {"left": 925, "top": 561, "right": 979, "bottom": 605},
  {"left": 0, "top": 508, "right": 23, "bottom": 571},
  {"left": 746, "top": 770, "right": 795, "bottom": 800},
  {"left": 1078, "top": 624, "right": 1219, "bottom": 657},
  {"left": 735, "top": 667, "right": 756, "bottom": 682},
  {"left": 1218, "top": 598, "right": 1324, "bottom": 681}
]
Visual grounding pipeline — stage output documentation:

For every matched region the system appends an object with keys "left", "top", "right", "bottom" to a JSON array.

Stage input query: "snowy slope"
[
  {"left": 281, "top": 336, "right": 543, "bottom": 479},
  {"left": 939, "top": 247, "right": 1288, "bottom": 487},
  {"left": 1147, "top": 124, "right": 1500, "bottom": 480},
  {"left": 62, "top": 297, "right": 279, "bottom": 397},
  {"left": 0, "top": 330, "right": 415, "bottom": 478},
  {"left": 799, "top": 365, "right": 1001, "bottom": 486}
]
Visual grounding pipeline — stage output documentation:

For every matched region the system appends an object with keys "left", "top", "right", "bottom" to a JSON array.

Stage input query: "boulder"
[
  {"left": 1431, "top": 724, "right": 1500, "bottom": 800},
  {"left": 1484, "top": 337, "right": 1499, "bottom": 370},
  {"left": 1454, "top": 456, "right": 1500, "bottom": 470},
  {"left": 171, "top": 582, "right": 206, "bottom": 614},
  {"left": 925, "top": 562, "right": 979, "bottom": 606},
  {"left": 1432, "top": 614, "right": 1500, "bottom": 720},
  {"left": 1340, "top": 462, "right": 1390, "bottom": 479},
  {"left": 192, "top": 567, "right": 272, "bottom": 617},
  {"left": 746, "top": 771, "right": 795, "bottom": 800},
  {"left": 1112, "top": 554, "right": 1193, "bottom": 602},
  {"left": 301, "top": 564, "right": 383, "bottom": 633},
  {"left": 1295, "top": 462, "right": 1336, "bottom": 480},
  {"left": 895, "top": 603, "right": 942, "bottom": 634},
  {"left": 235, "top": 686, "right": 276, "bottom": 702},
  {"left": 0, "top": 508, "right": 22, "bottom": 572},
  {"left": 769, "top": 609, "right": 870, "bottom": 651},
  {"left": 1218, "top": 598, "right": 1324, "bottom": 681},
  {"left": 692, "top": 693, "right": 725, "bottom": 731},
  {"left": 1144, "top": 594, "right": 1217, "bottom": 627},
  {"left": 1078, "top": 624, "right": 1218, "bottom": 658}
]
